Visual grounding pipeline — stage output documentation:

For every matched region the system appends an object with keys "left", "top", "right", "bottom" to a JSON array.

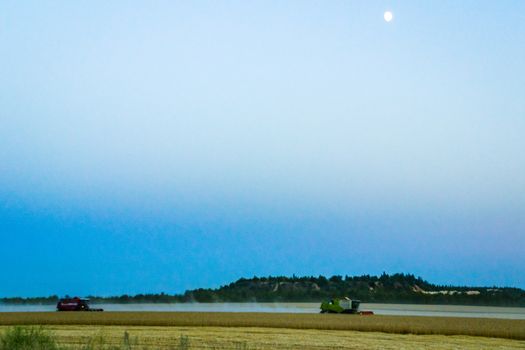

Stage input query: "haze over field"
[{"left": 1, "top": 1, "right": 524, "bottom": 296}]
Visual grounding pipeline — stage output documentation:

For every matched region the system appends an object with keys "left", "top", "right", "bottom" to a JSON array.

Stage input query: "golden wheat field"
[
  {"left": 1, "top": 312, "right": 525, "bottom": 341},
  {"left": 2, "top": 325, "right": 525, "bottom": 350}
]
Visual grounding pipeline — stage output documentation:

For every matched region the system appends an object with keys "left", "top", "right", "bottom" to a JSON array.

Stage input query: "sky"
[{"left": 1, "top": 1, "right": 524, "bottom": 297}]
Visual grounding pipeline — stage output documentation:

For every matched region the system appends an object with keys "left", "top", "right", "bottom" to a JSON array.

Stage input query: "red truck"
[{"left": 56, "top": 297, "right": 103, "bottom": 312}]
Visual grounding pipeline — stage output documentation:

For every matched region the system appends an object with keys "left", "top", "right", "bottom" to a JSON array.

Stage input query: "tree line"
[{"left": 2, "top": 273, "right": 524, "bottom": 306}]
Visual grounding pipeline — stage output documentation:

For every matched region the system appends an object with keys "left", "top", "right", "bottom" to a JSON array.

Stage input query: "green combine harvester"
[{"left": 320, "top": 297, "right": 371, "bottom": 314}]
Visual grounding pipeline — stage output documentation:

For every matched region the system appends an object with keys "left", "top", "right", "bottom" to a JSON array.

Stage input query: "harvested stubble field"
[{"left": 1, "top": 312, "right": 525, "bottom": 341}]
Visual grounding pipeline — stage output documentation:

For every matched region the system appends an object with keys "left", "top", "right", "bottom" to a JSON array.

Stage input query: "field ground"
[
  {"left": 2, "top": 325, "right": 525, "bottom": 349},
  {"left": 1, "top": 312, "right": 525, "bottom": 349}
]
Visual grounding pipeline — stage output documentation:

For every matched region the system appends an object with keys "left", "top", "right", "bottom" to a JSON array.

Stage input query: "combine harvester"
[
  {"left": 320, "top": 297, "right": 373, "bottom": 315},
  {"left": 56, "top": 297, "right": 103, "bottom": 312}
]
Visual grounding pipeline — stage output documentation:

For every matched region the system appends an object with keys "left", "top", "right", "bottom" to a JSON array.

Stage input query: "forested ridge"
[{"left": 3, "top": 273, "right": 525, "bottom": 306}]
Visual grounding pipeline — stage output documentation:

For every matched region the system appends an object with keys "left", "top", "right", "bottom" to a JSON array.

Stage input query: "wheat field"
[
  {"left": 1, "top": 312, "right": 525, "bottom": 341},
  {"left": 2, "top": 325, "right": 525, "bottom": 350}
]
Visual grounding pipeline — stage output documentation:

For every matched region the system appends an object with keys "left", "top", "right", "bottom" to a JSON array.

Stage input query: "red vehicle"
[{"left": 56, "top": 297, "right": 103, "bottom": 312}]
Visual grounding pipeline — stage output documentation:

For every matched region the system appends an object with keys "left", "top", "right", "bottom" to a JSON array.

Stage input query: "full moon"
[{"left": 384, "top": 11, "right": 393, "bottom": 22}]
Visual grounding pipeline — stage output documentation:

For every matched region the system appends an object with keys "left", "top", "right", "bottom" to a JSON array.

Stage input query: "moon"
[{"left": 384, "top": 11, "right": 393, "bottom": 22}]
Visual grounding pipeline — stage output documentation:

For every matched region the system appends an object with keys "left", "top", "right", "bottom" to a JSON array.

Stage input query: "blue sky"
[{"left": 1, "top": 1, "right": 524, "bottom": 297}]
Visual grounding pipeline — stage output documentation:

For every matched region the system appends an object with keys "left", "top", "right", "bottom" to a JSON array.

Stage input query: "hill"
[{"left": 178, "top": 273, "right": 525, "bottom": 306}]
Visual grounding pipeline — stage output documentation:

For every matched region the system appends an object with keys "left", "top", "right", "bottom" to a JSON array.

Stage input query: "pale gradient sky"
[{"left": 1, "top": 1, "right": 524, "bottom": 296}]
